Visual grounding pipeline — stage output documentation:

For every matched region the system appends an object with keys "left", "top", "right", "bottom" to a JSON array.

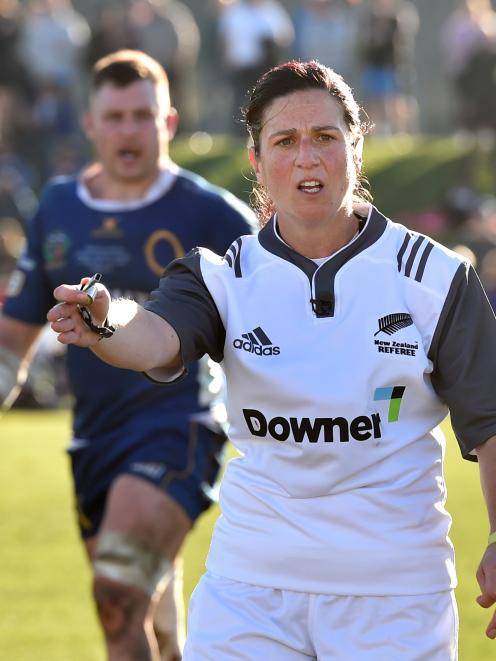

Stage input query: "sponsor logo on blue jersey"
[
  {"left": 43, "top": 231, "right": 71, "bottom": 269},
  {"left": 91, "top": 216, "right": 123, "bottom": 238},
  {"left": 5, "top": 269, "right": 25, "bottom": 297}
]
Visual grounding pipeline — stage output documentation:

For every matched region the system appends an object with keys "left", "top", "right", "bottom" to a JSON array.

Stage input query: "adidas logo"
[{"left": 233, "top": 326, "right": 280, "bottom": 356}]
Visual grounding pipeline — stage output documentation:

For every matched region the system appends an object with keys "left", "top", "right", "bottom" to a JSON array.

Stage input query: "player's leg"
[
  {"left": 147, "top": 419, "right": 227, "bottom": 660},
  {"left": 86, "top": 475, "right": 191, "bottom": 661},
  {"left": 183, "top": 571, "right": 317, "bottom": 660},
  {"left": 72, "top": 419, "right": 225, "bottom": 661},
  {"left": 311, "top": 591, "right": 458, "bottom": 661},
  {"left": 151, "top": 558, "right": 185, "bottom": 661}
]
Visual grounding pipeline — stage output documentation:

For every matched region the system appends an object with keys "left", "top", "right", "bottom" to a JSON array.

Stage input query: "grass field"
[{"left": 0, "top": 409, "right": 494, "bottom": 660}]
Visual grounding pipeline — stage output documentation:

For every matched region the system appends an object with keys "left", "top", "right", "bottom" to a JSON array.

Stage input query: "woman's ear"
[
  {"left": 249, "top": 146, "right": 263, "bottom": 182},
  {"left": 353, "top": 136, "right": 364, "bottom": 173}
]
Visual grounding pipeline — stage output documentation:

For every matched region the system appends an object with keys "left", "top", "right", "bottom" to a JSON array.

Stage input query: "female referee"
[{"left": 48, "top": 60, "right": 496, "bottom": 660}]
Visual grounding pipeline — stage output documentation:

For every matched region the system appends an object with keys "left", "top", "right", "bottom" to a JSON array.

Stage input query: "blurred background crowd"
[
  {"left": 1, "top": 0, "right": 496, "bottom": 180},
  {"left": 1, "top": 0, "right": 496, "bottom": 407}
]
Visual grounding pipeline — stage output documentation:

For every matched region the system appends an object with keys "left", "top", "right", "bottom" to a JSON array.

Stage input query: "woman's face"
[{"left": 250, "top": 89, "right": 361, "bottom": 230}]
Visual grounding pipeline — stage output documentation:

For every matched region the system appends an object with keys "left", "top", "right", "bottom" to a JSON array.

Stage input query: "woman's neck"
[{"left": 276, "top": 208, "right": 364, "bottom": 259}]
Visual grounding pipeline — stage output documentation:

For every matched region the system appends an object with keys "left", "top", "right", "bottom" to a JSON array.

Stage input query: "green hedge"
[{"left": 171, "top": 133, "right": 495, "bottom": 221}]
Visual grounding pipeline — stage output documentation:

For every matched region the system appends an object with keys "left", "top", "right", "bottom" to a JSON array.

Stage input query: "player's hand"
[
  {"left": 47, "top": 278, "right": 111, "bottom": 347},
  {"left": 476, "top": 541, "right": 496, "bottom": 639}
]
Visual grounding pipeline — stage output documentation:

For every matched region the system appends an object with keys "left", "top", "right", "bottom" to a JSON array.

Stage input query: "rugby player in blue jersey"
[
  {"left": 0, "top": 49, "right": 255, "bottom": 661},
  {"left": 48, "top": 60, "right": 496, "bottom": 660}
]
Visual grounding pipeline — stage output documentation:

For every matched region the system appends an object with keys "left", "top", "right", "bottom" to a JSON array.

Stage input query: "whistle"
[{"left": 80, "top": 273, "right": 102, "bottom": 305}]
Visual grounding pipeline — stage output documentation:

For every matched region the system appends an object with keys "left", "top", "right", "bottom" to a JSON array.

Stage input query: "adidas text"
[{"left": 233, "top": 339, "right": 280, "bottom": 355}]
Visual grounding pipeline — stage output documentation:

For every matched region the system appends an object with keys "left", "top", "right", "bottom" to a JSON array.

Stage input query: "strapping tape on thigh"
[{"left": 93, "top": 530, "right": 171, "bottom": 596}]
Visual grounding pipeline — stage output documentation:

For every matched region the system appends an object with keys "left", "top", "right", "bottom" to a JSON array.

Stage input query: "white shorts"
[{"left": 183, "top": 572, "right": 458, "bottom": 660}]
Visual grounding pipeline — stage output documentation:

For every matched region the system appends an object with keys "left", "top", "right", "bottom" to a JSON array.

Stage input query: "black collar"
[{"left": 257, "top": 206, "right": 389, "bottom": 317}]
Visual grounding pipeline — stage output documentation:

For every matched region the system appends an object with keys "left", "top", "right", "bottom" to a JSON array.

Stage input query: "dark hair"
[
  {"left": 244, "top": 60, "right": 372, "bottom": 224},
  {"left": 91, "top": 49, "right": 170, "bottom": 105}
]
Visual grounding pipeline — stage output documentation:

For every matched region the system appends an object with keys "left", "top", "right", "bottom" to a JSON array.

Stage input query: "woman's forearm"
[
  {"left": 476, "top": 435, "right": 496, "bottom": 535},
  {"left": 90, "top": 300, "right": 182, "bottom": 373},
  {"left": 48, "top": 283, "right": 181, "bottom": 373}
]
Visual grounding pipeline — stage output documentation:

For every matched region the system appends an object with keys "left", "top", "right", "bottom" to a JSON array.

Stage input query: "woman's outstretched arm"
[{"left": 47, "top": 280, "right": 182, "bottom": 373}]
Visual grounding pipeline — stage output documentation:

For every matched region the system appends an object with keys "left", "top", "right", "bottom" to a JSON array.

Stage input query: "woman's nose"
[{"left": 295, "top": 138, "right": 319, "bottom": 167}]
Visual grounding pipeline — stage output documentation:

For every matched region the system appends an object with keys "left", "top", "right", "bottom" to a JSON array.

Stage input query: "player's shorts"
[
  {"left": 69, "top": 416, "right": 226, "bottom": 538},
  {"left": 362, "top": 66, "right": 399, "bottom": 98},
  {"left": 183, "top": 571, "right": 458, "bottom": 660}
]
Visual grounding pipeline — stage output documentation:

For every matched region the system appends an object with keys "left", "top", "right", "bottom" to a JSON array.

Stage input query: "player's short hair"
[
  {"left": 244, "top": 60, "right": 372, "bottom": 223},
  {"left": 91, "top": 49, "right": 171, "bottom": 108}
]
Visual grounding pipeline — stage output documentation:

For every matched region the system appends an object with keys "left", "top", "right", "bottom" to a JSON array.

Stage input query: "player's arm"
[
  {"left": 427, "top": 261, "right": 496, "bottom": 639},
  {"left": 475, "top": 435, "right": 496, "bottom": 640},
  {"left": 47, "top": 281, "right": 182, "bottom": 373},
  {"left": 0, "top": 315, "right": 44, "bottom": 409}
]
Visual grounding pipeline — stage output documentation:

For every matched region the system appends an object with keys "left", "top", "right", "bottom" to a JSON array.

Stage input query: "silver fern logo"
[
  {"left": 374, "top": 313, "right": 413, "bottom": 336},
  {"left": 374, "top": 313, "right": 418, "bottom": 357}
]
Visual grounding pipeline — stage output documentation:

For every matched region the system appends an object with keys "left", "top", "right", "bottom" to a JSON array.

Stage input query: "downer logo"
[
  {"left": 243, "top": 408, "right": 381, "bottom": 443},
  {"left": 233, "top": 326, "right": 280, "bottom": 356}
]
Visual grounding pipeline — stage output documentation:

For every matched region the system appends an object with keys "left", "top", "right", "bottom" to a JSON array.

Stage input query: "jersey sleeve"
[
  {"left": 428, "top": 262, "right": 496, "bottom": 459},
  {"left": 2, "top": 202, "right": 54, "bottom": 325},
  {"left": 144, "top": 248, "right": 225, "bottom": 374}
]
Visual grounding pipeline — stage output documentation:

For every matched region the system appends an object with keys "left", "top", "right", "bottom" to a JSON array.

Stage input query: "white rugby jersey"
[{"left": 145, "top": 206, "right": 496, "bottom": 595}]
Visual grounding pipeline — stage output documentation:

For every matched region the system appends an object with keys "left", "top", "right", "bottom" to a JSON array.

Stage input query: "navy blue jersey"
[{"left": 4, "top": 168, "right": 255, "bottom": 443}]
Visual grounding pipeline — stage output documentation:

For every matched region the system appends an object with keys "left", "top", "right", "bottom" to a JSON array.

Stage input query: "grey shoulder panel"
[
  {"left": 429, "top": 263, "right": 496, "bottom": 459},
  {"left": 144, "top": 249, "right": 225, "bottom": 365}
]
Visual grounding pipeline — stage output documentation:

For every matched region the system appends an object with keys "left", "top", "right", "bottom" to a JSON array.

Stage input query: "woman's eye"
[
  {"left": 318, "top": 134, "right": 334, "bottom": 142},
  {"left": 276, "top": 137, "right": 293, "bottom": 146}
]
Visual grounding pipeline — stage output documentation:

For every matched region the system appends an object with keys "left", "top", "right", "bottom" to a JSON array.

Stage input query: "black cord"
[
  {"left": 78, "top": 273, "right": 116, "bottom": 339},
  {"left": 78, "top": 305, "right": 116, "bottom": 339}
]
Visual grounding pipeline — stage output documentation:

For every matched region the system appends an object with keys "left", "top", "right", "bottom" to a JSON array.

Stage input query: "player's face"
[
  {"left": 250, "top": 89, "right": 360, "bottom": 231},
  {"left": 84, "top": 79, "right": 176, "bottom": 184}
]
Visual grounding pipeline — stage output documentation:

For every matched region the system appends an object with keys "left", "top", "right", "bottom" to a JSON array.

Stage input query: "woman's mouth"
[{"left": 298, "top": 179, "right": 323, "bottom": 193}]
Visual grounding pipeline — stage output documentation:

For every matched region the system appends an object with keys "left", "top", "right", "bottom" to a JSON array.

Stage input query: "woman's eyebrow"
[
  {"left": 268, "top": 128, "right": 297, "bottom": 139},
  {"left": 268, "top": 125, "right": 342, "bottom": 139},
  {"left": 314, "top": 125, "right": 342, "bottom": 132}
]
